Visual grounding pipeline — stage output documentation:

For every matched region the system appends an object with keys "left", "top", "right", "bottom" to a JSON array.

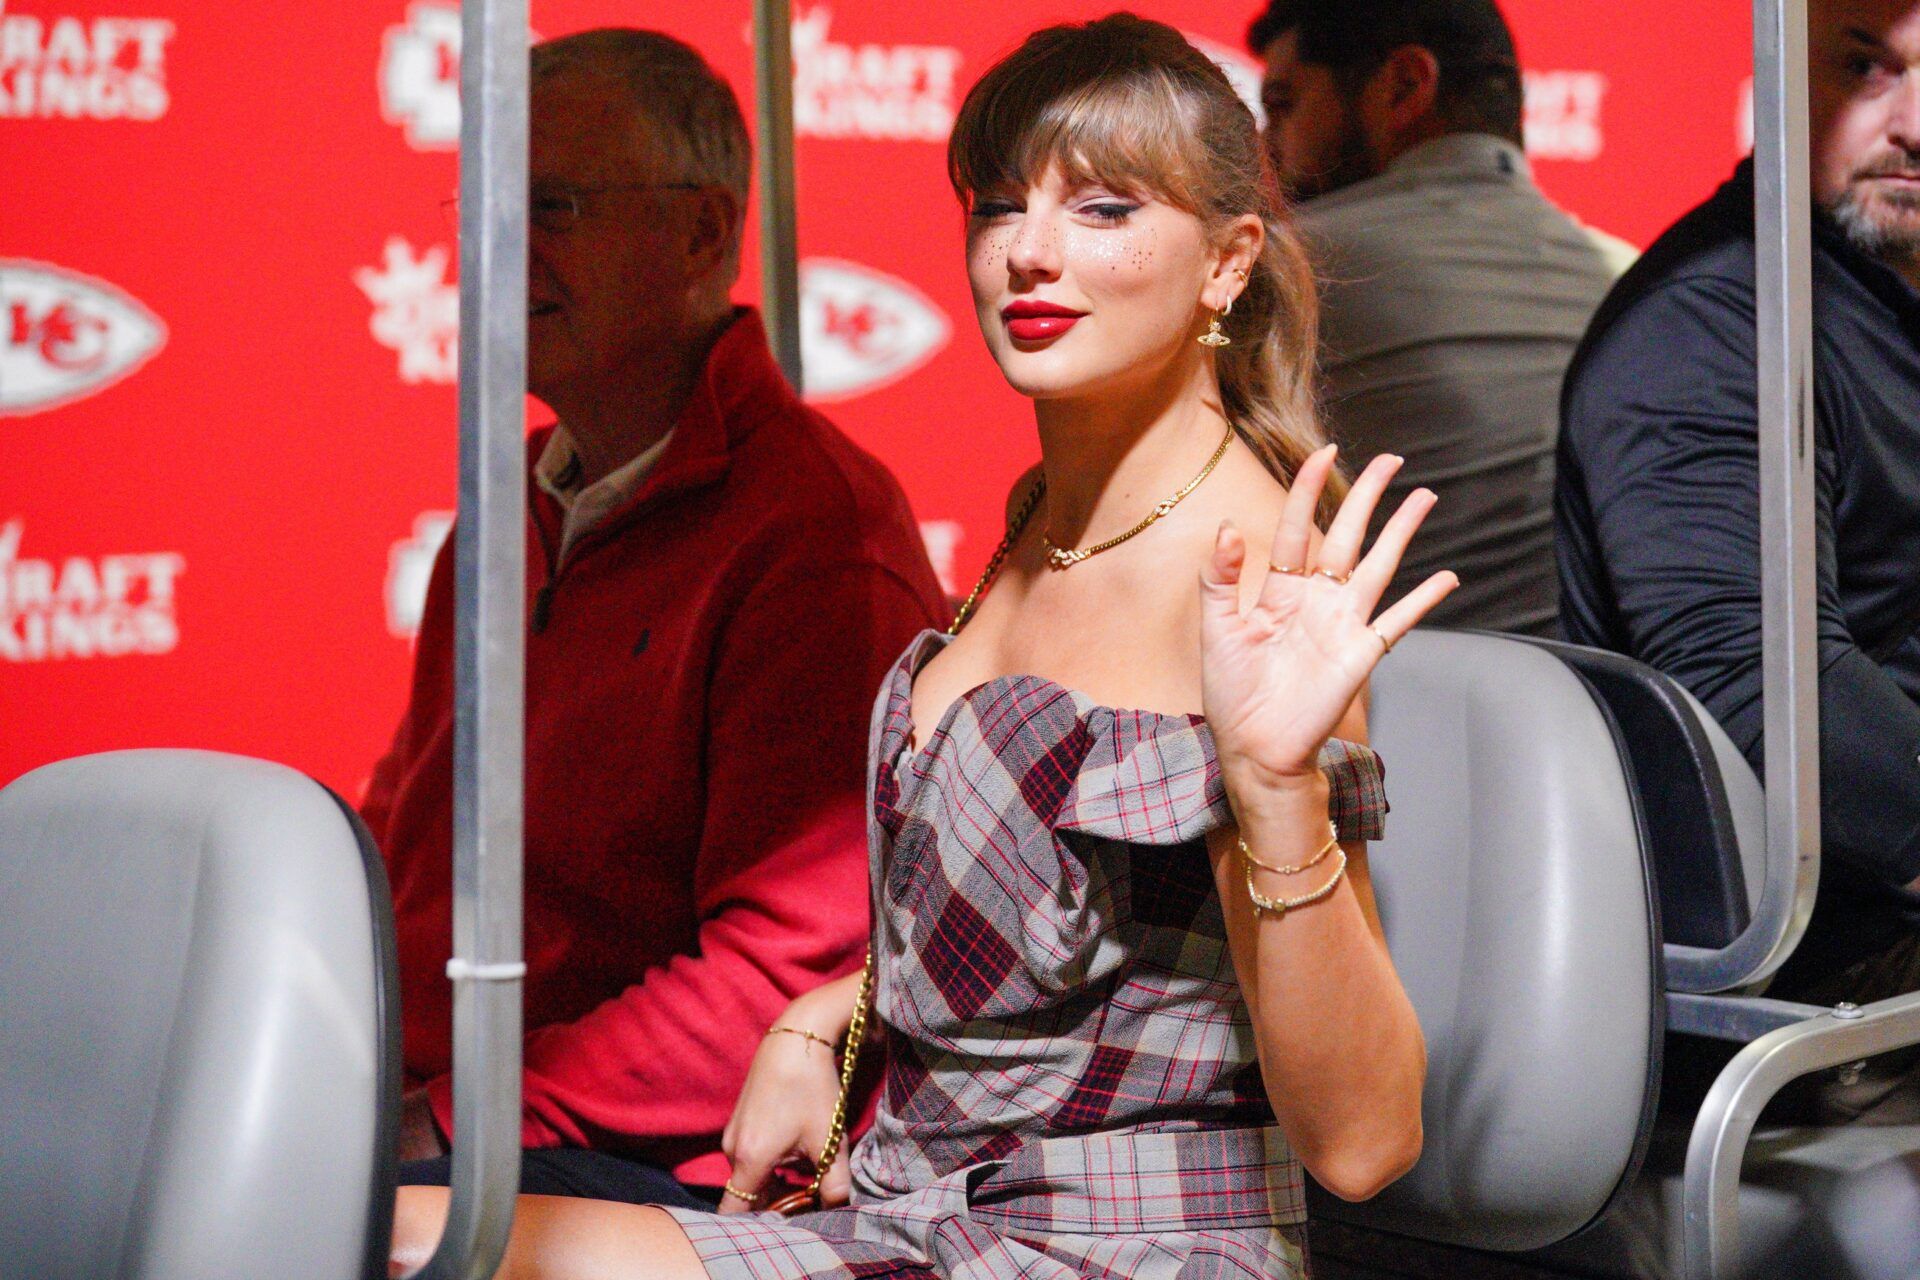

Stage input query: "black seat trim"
[
  {"left": 1513, "top": 637, "right": 1751, "bottom": 950},
  {"left": 323, "top": 785, "right": 403, "bottom": 1280}
]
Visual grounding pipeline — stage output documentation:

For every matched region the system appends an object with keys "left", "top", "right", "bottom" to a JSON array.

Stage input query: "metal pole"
[
  {"left": 1678, "top": 1, "right": 1818, "bottom": 1273},
  {"left": 1682, "top": 991, "right": 1920, "bottom": 1278},
  {"left": 1750, "top": 0, "right": 1821, "bottom": 989},
  {"left": 754, "top": 0, "right": 803, "bottom": 388},
  {"left": 410, "top": 0, "right": 527, "bottom": 1275}
]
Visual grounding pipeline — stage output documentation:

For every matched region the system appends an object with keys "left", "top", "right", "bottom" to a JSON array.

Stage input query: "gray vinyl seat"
[
  {"left": 1310, "top": 629, "right": 1664, "bottom": 1253},
  {"left": 1313, "top": 630, "right": 1920, "bottom": 1280},
  {"left": 0, "top": 749, "right": 399, "bottom": 1280}
]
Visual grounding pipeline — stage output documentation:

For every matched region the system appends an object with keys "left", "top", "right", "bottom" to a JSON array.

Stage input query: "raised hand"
[{"left": 1199, "top": 444, "right": 1457, "bottom": 797}]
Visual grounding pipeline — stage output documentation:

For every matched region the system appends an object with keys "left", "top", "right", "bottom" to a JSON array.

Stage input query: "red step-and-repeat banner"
[{"left": 2, "top": 0, "right": 1753, "bottom": 796}]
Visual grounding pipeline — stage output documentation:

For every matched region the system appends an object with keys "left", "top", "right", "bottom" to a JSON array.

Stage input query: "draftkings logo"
[
  {"left": 0, "top": 5, "right": 175, "bottom": 121},
  {"left": 1523, "top": 70, "right": 1607, "bottom": 162},
  {"left": 378, "top": 1, "right": 460, "bottom": 150},
  {"left": 385, "top": 510, "right": 452, "bottom": 639},
  {"left": 0, "top": 260, "right": 165, "bottom": 415},
  {"left": 789, "top": 7, "right": 960, "bottom": 142},
  {"left": 799, "top": 257, "right": 948, "bottom": 402},
  {"left": 355, "top": 237, "right": 458, "bottom": 385},
  {"left": 0, "top": 519, "right": 183, "bottom": 662}
]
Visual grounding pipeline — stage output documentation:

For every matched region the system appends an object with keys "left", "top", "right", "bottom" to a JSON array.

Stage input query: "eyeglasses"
[{"left": 441, "top": 181, "right": 704, "bottom": 233}]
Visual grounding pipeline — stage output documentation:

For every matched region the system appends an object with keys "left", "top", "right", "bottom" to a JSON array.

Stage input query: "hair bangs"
[{"left": 949, "top": 50, "right": 1206, "bottom": 214}]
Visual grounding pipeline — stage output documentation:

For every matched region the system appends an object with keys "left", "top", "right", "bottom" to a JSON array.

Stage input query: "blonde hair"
[{"left": 948, "top": 13, "right": 1343, "bottom": 521}]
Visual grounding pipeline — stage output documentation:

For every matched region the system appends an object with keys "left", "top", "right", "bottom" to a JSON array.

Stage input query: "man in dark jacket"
[{"left": 1558, "top": 0, "right": 1920, "bottom": 1012}]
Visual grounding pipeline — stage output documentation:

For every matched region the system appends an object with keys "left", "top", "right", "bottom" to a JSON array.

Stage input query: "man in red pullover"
[{"left": 360, "top": 28, "right": 948, "bottom": 1205}]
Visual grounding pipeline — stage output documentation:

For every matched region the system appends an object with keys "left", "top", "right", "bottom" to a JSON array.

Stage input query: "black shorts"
[{"left": 397, "top": 1147, "right": 721, "bottom": 1208}]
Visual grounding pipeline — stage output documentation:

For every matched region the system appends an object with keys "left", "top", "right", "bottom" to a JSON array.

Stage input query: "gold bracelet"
[
  {"left": 1244, "top": 845, "right": 1348, "bottom": 917},
  {"left": 1237, "top": 819, "right": 1339, "bottom": 876},
  {"left": 766, "top": 1025, "right": 836, "bottom": 1053}
]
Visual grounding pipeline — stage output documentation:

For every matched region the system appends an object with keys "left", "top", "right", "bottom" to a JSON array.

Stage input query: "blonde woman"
[{"left": 391, "top": 14, "right": 1454, "bottom": 1278}]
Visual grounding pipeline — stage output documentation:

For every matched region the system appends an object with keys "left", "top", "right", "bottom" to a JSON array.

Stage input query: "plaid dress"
[{"left": 665, "top": 630, "right": 1388, "bottom": 1279}]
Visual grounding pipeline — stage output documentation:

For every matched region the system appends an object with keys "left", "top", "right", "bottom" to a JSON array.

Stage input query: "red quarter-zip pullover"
[{"left": 361, "top": 310, "right": 950, "bottom": 1186}]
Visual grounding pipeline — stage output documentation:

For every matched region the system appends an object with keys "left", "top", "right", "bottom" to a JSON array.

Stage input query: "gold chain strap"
[
  {"left": 950, "top": 478, "right": 1046, "bottom": 632},
  {"left": 794, "top": 480, "right": 1046, "bottom": 1204},
  {"left": 793, "top": 951, "right": 873, "bottom": 1203}
]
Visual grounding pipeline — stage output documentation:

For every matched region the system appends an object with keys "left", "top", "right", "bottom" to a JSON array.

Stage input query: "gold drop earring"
[
  {"left": 1197, "top": 268, "right": 1247, "bottom": 348},
  {"left": 1197, "top": 294, "right": 1233, "bottom": 348}
]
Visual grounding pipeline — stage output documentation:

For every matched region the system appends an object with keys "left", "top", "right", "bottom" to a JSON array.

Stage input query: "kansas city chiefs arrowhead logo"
[
  {"left": 799, "top": 257, "right": 949, "bottom": 402},
  {"left": 0, "top": 261, "right": 167, "bottom": 416}
]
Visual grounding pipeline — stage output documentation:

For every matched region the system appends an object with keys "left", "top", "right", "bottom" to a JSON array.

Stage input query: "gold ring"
[
  {"left": 722, "top": 1180, "right": 759, "bottom": 1201},
  {"left": 1313, "top": 568, "right": 1352, "bottom": 585},
  {"left": 1268, "top": 563, "right": 1307, "bottom": 577},
  {"left": 1370, "top": 624, "right": 1394, "bottom": 655}
]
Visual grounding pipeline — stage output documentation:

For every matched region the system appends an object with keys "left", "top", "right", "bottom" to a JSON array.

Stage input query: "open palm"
[{"left": 1201, "top": 445, "right": 1458, "bottom": 787}]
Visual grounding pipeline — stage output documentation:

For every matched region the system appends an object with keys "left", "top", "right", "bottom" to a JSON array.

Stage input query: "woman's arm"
[
  {"left": 1207, "top": 773, "right": 1423, "bottom": 1201},
  {"left": 1198, "top": 445, "right": 1454, "bottom": 1202}
]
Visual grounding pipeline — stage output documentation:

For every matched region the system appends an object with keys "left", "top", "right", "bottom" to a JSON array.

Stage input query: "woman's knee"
[{"left": 388, "top": 1185, "right": 450, "bottom": 1278}]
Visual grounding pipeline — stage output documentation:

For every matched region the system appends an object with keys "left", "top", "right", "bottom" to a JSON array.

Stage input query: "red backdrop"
[{"left": 1, "top": 0, "right": 1753, "bottom": 796}]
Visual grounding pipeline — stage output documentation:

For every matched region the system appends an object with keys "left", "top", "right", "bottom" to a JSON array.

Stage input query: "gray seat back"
[
  {"left": 0, "top": 749, "right": 399, "bottom": 1280},
  {"left": 1314, "top": 631, "right": 1662, "bottom": 1252}
]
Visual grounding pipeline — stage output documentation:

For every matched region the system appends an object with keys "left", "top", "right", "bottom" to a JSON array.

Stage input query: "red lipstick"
[{"left": 1001, "top": 299, "right": 1086, "bottom": 342}]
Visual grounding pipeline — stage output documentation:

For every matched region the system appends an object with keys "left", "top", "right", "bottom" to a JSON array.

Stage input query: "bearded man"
[
  {"left": 1558, "top": 0, "right": 1920, "bottom": 1039},
  {"left": 1249, "top": 0, "right": 1620, "bottom": 636}
]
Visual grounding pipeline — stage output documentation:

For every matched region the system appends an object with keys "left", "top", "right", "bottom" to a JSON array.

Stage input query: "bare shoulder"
[{"left": 1209, "top": 447, "right": 1290, "bottom": 547}]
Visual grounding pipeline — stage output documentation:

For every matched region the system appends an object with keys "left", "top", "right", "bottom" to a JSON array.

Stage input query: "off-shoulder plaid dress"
[{"left": 665, "top": 630, "right": 1388, "bottom": 1279}]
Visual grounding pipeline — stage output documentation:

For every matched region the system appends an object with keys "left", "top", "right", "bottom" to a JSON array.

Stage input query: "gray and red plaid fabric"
[{"left": 666, "top": 630, "right": 1388, "bottom": 1279}]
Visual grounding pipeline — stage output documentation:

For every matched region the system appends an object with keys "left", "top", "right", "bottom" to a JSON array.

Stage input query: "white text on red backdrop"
[
  {"left": 0, "top": 7, "right": 173, "bottom": 121},
  {"left": 0, "top": 520, "right": 184, "bottom": 663}
]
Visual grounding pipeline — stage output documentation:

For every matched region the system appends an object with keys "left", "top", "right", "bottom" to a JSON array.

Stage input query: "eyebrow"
[{"left": 1844, "top": 26, "right": 1889, "bottom": 52}]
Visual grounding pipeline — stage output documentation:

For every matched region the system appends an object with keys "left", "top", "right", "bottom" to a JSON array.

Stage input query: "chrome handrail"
[
  {"left": 407, "top": 0, "right": 527, "bottom": 1275},
  {"left": 1664, "top": 0, "right": 1819, "bottom": 998}
]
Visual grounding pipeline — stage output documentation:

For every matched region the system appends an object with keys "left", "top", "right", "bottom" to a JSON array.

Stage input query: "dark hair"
[
  {"left": 949, "top": 13, "right": 1343, "bottom": 521},
  {"left": 1246, "top": 0, "right": 1523, "bottom": 145}
]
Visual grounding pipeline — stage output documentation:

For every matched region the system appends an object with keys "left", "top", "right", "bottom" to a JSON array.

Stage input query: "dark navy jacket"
[{"left": 1557, "top": 160, "right": 1920, "bottom": 986}]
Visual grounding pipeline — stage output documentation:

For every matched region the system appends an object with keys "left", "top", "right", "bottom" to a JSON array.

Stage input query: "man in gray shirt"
[{"left": 1250, "top": 0, "right": 1620, "bottom": 635}]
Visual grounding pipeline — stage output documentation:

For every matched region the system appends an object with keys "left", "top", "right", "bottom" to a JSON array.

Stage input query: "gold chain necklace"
[{"left": 1040, "top": 423, "right": 1236, "bottom": 569}]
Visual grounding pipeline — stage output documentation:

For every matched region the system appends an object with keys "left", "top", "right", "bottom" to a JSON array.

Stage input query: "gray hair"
[{"left": 532, "top": 29, "right": 751, "bottom": 250}]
